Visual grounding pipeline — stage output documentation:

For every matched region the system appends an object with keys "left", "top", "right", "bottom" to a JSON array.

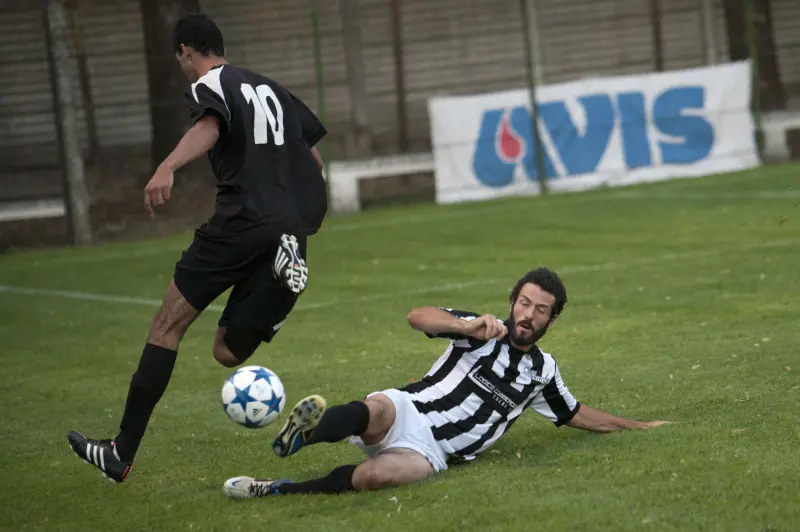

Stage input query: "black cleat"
[
  {"left": 273, "top": 234, "right": 309, "bottom": 294},
  {"left": 67, "top": 431, "right": 133, "bottom": 483}
]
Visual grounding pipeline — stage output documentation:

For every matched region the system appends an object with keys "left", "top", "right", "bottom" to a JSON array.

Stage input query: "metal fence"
[{"left": 0, "top": 0, "right": 798, "bottom": 247}]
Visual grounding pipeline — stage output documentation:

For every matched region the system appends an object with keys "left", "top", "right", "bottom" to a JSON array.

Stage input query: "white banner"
[{"left": 428, "top": 61, "right": 760, "bottom": 204}]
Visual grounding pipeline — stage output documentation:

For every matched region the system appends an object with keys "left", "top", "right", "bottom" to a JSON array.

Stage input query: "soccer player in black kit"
[{"left": 66, "top": 13, "right": 328, "bottom": 483}]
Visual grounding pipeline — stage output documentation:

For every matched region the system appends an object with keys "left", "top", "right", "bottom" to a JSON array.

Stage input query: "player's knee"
[
  {"left": 211, "top": 330, "right": 241, "bottom": 368},
  {"left": 352, "top": 461, "right": 396, "bottom": 491},
  {"left": 362, "top": 395, "right": 396, "bottom": 439},
  {"left": 148, "top": 310, "right": 186, "bottom": 349},
  {"left": 213, "top": 343, "right": 241, "bottom": 368},
  {"left": 148, "top": 280, "right": 200, "bottom": 349},
  {"left": 213, "top": 326, "right": 260, "bottom": 367}
]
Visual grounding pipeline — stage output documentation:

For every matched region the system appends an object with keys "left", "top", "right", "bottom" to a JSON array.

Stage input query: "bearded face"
[{"left": 506, "top": 283, "right": 558, "bottom": 349}]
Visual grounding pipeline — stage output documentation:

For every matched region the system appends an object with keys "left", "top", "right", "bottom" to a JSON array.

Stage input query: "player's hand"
[
  {"left": 461, "top": 314, "right": 507, "bottom": 341},
  {"left": 144, "top": 165, "right": 174, "bottom": 217}
]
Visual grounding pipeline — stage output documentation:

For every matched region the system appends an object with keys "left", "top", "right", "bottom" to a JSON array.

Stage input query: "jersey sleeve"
[
  {"left": 529, "top": 363, "right": 581, "bottom": 426},
  {"left": 186, "top": 73, "right": 232, "bottom": 136},
  {"left": 290, "top": 92, "right": 327, "bottom": 147},
  {"left": 424, "top": 307, "right": 482, "bottom": 340}
]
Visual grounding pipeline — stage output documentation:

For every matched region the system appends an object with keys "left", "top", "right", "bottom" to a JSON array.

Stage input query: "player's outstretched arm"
[
  {"left": 160, "top": 115, "right": 220, "bottom": 172},
  {"left": 565, "top": 404, "right": 671, "bottom": 433},
  {"left": 144, "top": 115, "right": 220, "bottom": 216},
  {"left": 407, "top": 307, "right": 507, "bottom": 341}
]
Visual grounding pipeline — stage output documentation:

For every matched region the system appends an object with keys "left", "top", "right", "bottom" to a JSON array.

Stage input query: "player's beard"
[{"left": 506, "top": 313, "right": 549, "bottom": 348}]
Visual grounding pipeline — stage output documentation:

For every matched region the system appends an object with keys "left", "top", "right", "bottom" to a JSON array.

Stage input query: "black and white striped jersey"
[{"left": 399, "top": 308, "right": 580, "bottom": 461}]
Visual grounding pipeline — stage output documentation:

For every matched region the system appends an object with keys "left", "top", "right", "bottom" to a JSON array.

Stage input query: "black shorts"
[{"left": 173, "top": 224, "right": 307, "bottom": 345}]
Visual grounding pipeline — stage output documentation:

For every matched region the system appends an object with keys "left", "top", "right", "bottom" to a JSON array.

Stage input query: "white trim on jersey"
[
  {"left": 191, "top": 65, "right": 231, "bottom": 119},
  {"left": 529, "top": 363, "right": 579, "bottom": 423}
]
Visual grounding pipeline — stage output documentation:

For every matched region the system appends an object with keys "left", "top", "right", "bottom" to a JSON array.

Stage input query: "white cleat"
[
  {"left": 273, "top": 234, "right": 309, "bottom": 294},
  {"left": 223, "top": 476, "right": 293, "bottom": 499}
]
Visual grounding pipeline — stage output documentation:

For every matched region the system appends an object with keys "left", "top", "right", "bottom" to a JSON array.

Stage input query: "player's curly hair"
[
  {"left": 510, "top": 267, "right": 568, "bottom": 317},
  {"left": 172, "top": 13, "right": 225, "bottom": 57}
]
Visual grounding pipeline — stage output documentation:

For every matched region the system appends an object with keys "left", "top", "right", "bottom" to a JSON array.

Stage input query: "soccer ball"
[{"left": 221, "top": 365, "right": 286, "bottom": 428}]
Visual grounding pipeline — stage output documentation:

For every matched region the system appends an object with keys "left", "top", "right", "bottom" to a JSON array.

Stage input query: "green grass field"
[{"left": 1, "top": 165, "right": 799, "bottom": 531}]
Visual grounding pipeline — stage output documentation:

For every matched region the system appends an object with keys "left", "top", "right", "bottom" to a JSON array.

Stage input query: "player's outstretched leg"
[
  {"left": 224, "top": 449, "right": 433, "bottom": 498},
  {"left": 223, "top": 465, "right": 355, "bottom": 499},
  {"left": 272, "top": 234, "right": 308, "bottom": 294},
  {"left": 66, "top": 279, "right": 201, "bottom": 483}
]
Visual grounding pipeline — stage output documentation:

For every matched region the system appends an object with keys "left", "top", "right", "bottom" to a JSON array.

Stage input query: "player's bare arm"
[
  {"left": 144, "top": 114, "right": 221, "bottom": 216},
  {"left": 566, "top": 404, "right": 672, "bottom": 432},
  {"left": 311, "top": 146, "right": 323, "bottom": 171},
  {"left": 407, "top": 307, "right": 507, "bottom": 341}
]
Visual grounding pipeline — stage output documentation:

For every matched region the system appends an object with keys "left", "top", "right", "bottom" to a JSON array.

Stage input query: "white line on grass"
[
  {"left": 4, "top": 185, "right": 795, "bottom": 270},
  {"left": 0, "top": 285, "right": 181, "bottom": 309},
  {"left": 0, "top": 238, "right": 795, "bottom": 313}
]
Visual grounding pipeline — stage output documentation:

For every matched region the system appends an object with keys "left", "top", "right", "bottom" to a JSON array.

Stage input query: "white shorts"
[{"left": 348, "top": 388, "right": 449, "bottom": 473}]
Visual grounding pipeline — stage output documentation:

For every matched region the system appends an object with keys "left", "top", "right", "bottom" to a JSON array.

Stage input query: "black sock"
[
  {"left": 307, "top": 401, "right": 370, "bottom": 444},
  {"left": 114, "top": 343, "right": 177, "bottom": 462},
  {"left": 275, "top": 464, "right": 358, "bottom": 495}
]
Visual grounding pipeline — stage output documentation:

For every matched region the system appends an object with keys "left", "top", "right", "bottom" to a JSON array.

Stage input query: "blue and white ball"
[{"left": 221, "top": 366, "right": 286, "bottom": 428}]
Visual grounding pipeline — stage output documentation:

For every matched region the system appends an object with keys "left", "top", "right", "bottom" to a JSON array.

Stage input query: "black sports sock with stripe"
[{"left": 114, "top": 343, "right": 177, "bottom": 462}]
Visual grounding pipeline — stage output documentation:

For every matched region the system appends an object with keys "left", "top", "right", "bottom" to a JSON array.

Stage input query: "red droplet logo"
[{"left": 496, "top": 110, "right": 524, "bottom": 163}]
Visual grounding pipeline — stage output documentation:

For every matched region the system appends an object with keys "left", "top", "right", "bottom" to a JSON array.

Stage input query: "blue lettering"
[
  {"left": 616, "top": 91, "right": 652, "bottom": 169},
  {"left": 653, "top": 86, "right": 714, "bottom": 164},
  {"left": 538, "top": 94, "right": 614, "bottom": 176},
  {"left": 472, "top": 84, "right": 716, "bottom": 187}
]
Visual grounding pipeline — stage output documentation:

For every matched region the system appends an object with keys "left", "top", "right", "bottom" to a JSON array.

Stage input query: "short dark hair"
[
  {"left": 510, "top": 267, "right": 568, "bottom": 317},
  {"left": 172, "top": 13, "right": 225, "bottom": 57}
]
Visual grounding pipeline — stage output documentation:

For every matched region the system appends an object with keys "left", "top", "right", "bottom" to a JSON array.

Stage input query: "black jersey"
[{"left": 185, "top": 64, "right": 327, "bottom": 236}]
